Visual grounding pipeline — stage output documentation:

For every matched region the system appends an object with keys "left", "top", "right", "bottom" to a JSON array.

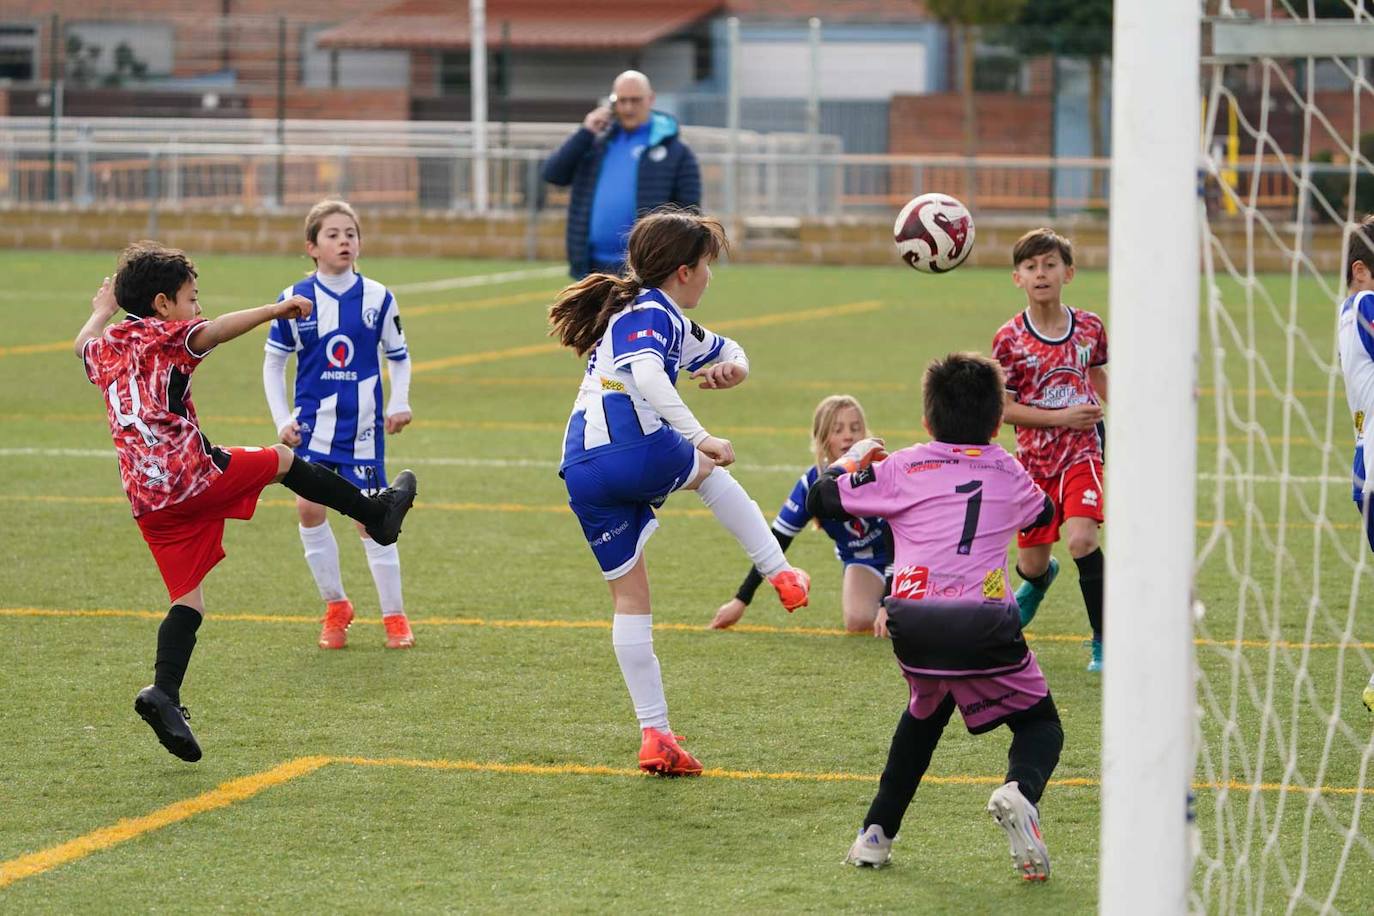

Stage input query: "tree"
[
  {"left": 1004, "top": 0, "right": 1113, "bottom": 196},
  {"left": 924, "top": 0, "right": 1028, "bottom": 166}
]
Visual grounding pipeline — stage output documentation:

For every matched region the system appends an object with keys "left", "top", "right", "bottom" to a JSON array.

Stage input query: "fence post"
[
  {"left": 47, "top": 12, "right": 62, "bottom": 204},
  {"left": 75, "top": 122, "right": 91, "bottom": 207},
  {"left": 525, "top": 155, "right": 540, "bottom": 261},
  {"left": 275, "top": 16, "right": 286, "bottom": 210},
  {"left": 147, "top": 150, "right": 161, "bottom": 238},
  {"left": 806, "top": 17, "right": 821, "bottom": 217},
  {"left": 725, "top": 16, "right": 740, "bottom": 225}
]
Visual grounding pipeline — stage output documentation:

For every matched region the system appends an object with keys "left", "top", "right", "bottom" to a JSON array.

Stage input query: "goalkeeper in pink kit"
[{"left": 810, "top": 353, "right": 1064, "bottom": 880}]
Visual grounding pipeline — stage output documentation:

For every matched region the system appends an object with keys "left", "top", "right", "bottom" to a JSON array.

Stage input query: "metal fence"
[{"left": 0, "top": 116, "right": 1115, "bottom": 217}]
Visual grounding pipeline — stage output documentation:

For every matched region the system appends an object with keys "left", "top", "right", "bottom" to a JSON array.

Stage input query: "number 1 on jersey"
[
  {"left": 106, "top": 377, "right": 159, "bottom": 447},
  {"left": 954, "top": 479, "right": 983, "bottom": 555}
]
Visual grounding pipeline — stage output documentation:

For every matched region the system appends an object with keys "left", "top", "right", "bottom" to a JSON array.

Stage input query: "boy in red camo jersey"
[
  {"left": 991, "top": 228, "right": 1109, "bottom": 672},
  {"left": 75, "top": 242, "right": 417, "bottom": 762}
]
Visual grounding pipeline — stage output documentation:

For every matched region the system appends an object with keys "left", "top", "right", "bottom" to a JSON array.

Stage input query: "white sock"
[
  {"left": 695, "top": 467, "right": 790, "bottom": 577},
  {"left": 299, "top": 521, "right": 346, "bottom": 602},
  {"left": 362, "top": 537, "right": 404, "bottom": 617},
  {"left": 611, "top": 614, "right": 669, "bottom": 732}
]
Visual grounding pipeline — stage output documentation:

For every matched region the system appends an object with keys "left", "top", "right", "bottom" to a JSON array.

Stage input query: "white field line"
[
  {"left": 0, "top": 448, "right": 1352, "bottom": 483},
  {"left": 389, "top": 265, "right": 566, "bottom": 295}
]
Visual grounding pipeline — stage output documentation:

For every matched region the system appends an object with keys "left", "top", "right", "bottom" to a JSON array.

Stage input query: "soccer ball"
[{"left": 893, "top": 193, "right": 975, "bottom": 273}]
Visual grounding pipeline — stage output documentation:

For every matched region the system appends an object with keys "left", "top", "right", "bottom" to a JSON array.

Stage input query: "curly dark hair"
[{"left": 114, "top": 241, "right": 197, "bottom": 317}]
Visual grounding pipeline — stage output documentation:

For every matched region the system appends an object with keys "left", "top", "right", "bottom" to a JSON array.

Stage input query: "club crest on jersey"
[
  {"left": 362, "top": 307, "right": 380, "bottom": 329},
  {"left": 321, "top": 334, "right": 358, "bottom": 380},
  {"left": 1076, "top": 342, "right": 1093, "bottom": 367}
]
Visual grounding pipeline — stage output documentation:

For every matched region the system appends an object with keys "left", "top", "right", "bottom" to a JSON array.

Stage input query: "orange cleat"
[
  {"left": 383, "top": 613, "right": 415, "bottom": 649},
  {"left": 318, "top": 599, "right": 354, "bottom": 650},
  {"left": 769, "top": 568, "right": 811, "bottom": 612},
  {"left": 638, "top": 727, "right": 703, "bottom": 777}
]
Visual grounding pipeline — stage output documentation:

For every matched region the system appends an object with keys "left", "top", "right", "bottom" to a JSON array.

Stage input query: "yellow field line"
[
  {"left": 0, "top": 340, "right": 71, "bottom": 358},
  {"left": 3, "top": 607, "right": 1371, "bottom": 651},
  {"left": 2, "top": 752, "right": 1364, "bottom": 890},
  {"left": 409, "top": 299, "right": 884, "bottom": 375},
  {"left": 0, "top": 755, "right": 331, "bottom": 889}
]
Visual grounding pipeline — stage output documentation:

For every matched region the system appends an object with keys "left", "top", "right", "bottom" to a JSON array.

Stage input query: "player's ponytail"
[{"left": 548, "top": 207, "right": 729, "bottom": 357}]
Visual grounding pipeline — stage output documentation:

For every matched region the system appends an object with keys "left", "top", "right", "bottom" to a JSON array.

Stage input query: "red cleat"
[
  {"left": 769, "top": 568, "right": 811, "bottom": 612},
  {"left": 318, "top": 599, "right": 354, "bottom": 650},
  {"left": 638, "top": 727, "right": 703, "bottom": 777},
  {"left": 383, "top": 613, "right": 415, "bottom": 649}
]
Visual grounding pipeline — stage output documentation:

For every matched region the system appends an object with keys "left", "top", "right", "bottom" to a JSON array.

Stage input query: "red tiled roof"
[{"left": 317, "top": 0, "right": 724, "bottom": 50}]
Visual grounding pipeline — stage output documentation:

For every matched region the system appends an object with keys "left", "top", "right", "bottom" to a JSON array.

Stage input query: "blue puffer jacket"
[{"left": 541, "top": 111, "right": 702, "bottom": 278}]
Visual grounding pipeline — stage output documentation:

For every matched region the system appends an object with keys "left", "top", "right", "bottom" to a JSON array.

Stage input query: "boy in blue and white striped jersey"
[{"left": 263, "top": 199, "right": 416, "bottom": 650}]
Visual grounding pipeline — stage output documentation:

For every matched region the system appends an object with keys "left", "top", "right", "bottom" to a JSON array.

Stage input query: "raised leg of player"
[
  {"left": 271, "top": 446, "right": 416, "bottom": 546},
  {"left": 688, "top": 464, "right": 810, "bottom": 611},
  {"left": 842, "top": 565, "right": 886, "bottom": 635}
]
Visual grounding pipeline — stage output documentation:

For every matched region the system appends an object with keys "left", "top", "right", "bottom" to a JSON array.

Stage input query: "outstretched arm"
[
  {"left": 189, "top": 295, "right": 312, "bottom": 354},
  {"left": 74, "top": 277, "right": 120, "bottom": 358}
]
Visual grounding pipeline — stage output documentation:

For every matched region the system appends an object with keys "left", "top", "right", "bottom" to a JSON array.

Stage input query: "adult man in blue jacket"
[{"left": 542, "top": 70, "right": 703, "bottom": 278}]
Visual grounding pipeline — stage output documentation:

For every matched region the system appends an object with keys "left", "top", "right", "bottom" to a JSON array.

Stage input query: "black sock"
[
  {"left": 1004, "top": 696, "right": 1064, "bottom": 806},
  {"left": 154, "top": 605, "right": 202, "bottom": 706},
  {"left": 281, "top": 458, "right": 381, "bottom": 527},
  {"left": 1016, "top": 563, "right": 1054, "bottom": 590},
  {"left": 863, "top": 695, "right": 955, "bottom": 837},
  {"left": 1074, "top": 548, "right": 1105, "bottom": 641}
]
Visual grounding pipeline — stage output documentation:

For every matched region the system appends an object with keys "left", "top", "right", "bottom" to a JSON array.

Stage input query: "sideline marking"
[
  {"left": 4, "top": 492, "right": 1367, "bottom": 534},
  {"left": 0, "top": 445, "right": 1356, "bottom": 485},
  {"left": 1, "top": 753, "right": 1364, "bottom": 890},
  {"left": 404, "top": 289, "right": 556, "bottom": 317},
  {"left": 409, "top": 299, "right": 884, "bottom": 375},
  {"left": 389, "top": 265, "right": 566, "bottom": 295},
  {"left": 0, "top": 755, "right": 331, "bottom": 889},
  {"left": 0, "top": 341, "right": 70, "bottom": 358},
  {"left": 3, "top": 607, "right": 1371, "bottom": 652}
]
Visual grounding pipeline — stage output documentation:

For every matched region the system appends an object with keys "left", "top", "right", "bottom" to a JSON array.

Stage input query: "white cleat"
[
  {"left": 987, "top": 782, "right": 1051, "bottom": 881},
  {"left": 844, "top": 824, "right": 893, "bottom": 868}
]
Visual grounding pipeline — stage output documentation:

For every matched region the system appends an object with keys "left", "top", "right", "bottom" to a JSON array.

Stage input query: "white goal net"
[{"left": 1192, "top": 2, "right": 1374, "bottom": 912}]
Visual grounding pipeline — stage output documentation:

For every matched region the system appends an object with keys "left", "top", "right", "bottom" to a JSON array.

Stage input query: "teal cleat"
[
  {"left": 1086, "top": 639, "right": 1103, "bottom": 673},
  {"left": 1014, "top": 557, "right": 1059, "bottom": 628}
]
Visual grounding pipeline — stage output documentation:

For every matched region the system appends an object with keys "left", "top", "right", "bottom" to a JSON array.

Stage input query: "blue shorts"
[
  {"left": 844, "top": 558, "right": 893, "bottom": 583},
  {"left": 296, "top": 454, "right": 387, "bottom": 496},
  {"left": 563, "top": 428, "right": 699, "bottom": 579}
]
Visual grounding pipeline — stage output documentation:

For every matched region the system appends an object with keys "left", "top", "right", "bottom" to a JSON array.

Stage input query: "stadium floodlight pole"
[
  {"left": 470, "top": 0, "right": 489, "bottom": 214},
  {"left": 1100, "top": 0, "right": 1199, "bottom": 913}
]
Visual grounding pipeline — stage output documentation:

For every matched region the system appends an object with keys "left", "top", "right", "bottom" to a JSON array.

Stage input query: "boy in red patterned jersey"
[
  {"left": 75, "top": 242, "right": 418, "bottom": 762},
  {"left": 991, "top": 228, "right": 1108, "bottom": 672}
]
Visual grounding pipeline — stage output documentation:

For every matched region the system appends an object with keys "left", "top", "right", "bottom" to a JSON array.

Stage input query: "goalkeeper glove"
[{"left": 829, "top": 438, "right": 888, "bottom": 475}]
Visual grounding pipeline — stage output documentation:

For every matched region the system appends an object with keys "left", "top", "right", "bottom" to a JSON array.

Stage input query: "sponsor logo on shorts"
[
  {"left": 591, "top": 520, "right": 631, "bottom": 546},
  {"left": 1082, "top": 488, "right": 1099, "bottom": 507},
  {"left": 600, "top": 377, "right": 626, "bottom": 392},
  {"left": 982, "top": 568, "right": 1006, "bottom": 600},
  {"left": 962, "top": 691, "right": 1017, "bottom": 716}
]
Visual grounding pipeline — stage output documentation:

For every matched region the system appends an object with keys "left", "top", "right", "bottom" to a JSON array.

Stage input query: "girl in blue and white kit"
[{"left": 550, "top": 208, "right": 811, "bottom": 776}]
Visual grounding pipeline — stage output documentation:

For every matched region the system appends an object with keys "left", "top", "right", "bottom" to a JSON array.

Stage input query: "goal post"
[
  {"left": 1105, "top": 2, "right": 1374, "bottom": 912},
  {"left": 1100, "top": 0, "right": 1201, "bottom": 912}
]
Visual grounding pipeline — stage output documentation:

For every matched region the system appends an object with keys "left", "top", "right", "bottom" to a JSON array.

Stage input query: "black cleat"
[
  {"left": 134, "top": 685, "right": 202, "bottom": 762},
  {"left": 364, "top": 469, "right": 417, "bottom": 546}
]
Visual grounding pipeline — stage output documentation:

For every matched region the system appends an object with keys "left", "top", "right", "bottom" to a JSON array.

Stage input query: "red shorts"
[
  {"left": 1018, "top": 459, "right": 1105, "bottom": 549},
  {"left": 135, "top": 446, "right": 281, "bottom": 600}
]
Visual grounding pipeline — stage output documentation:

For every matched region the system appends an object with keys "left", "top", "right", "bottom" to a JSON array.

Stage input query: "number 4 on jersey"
[{"left": 106, "top": 377, "right": 159, "bottom": 447}]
